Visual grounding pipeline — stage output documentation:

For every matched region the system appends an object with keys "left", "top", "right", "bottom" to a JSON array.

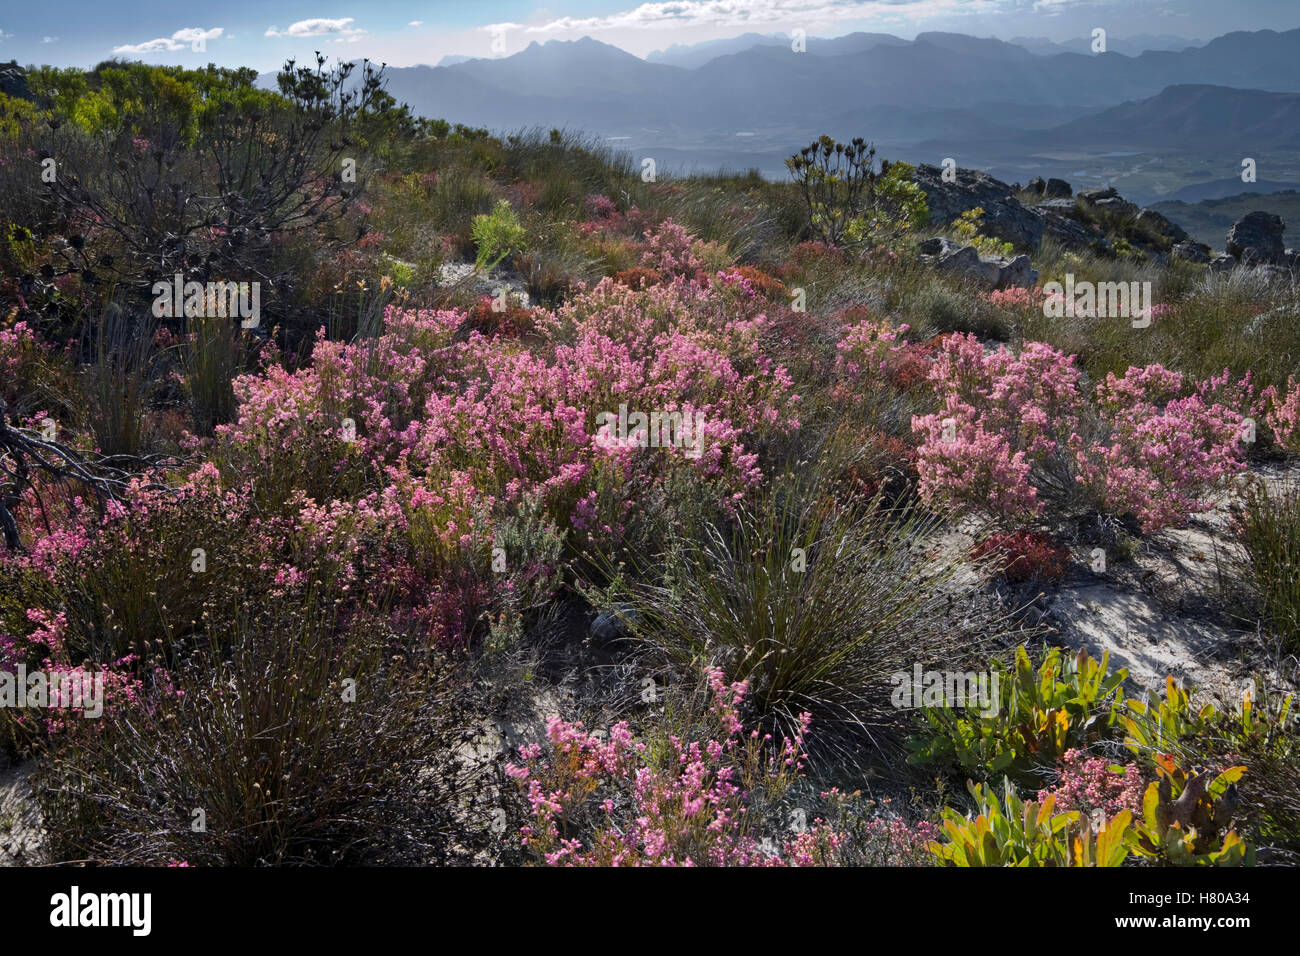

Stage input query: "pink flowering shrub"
[
  {"left": 221, "top": 255, "right": 799, "bottom": 544},
  {"left": 1075, "top": 366, "right": 1251, "bottom": 530},
  {"left": 984, "top": 286, "right": 1047, "bottom": 310},
  {"left": 1037, "top": 748, "right": 1145, "bottom": 819},
  {"left": 902, "top": 332, "right": 1251, "bottom": 531},
  {"left": 506, "top": 670, "right": 841, "bottom": 866},
  {"left": 0, "top": 321, "right": 57, "bottom": 414},
  {"left": 1264, "top": 377, "right": 1300, "bottom": 452}
]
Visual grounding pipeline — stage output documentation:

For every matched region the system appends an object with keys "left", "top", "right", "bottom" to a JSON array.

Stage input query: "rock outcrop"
[
  {"left": 1225, "top": 211, "right": 1287, "bottom": 266},
  {"left": 912, "top": 164, "right": 1044, "bottom": 251},
  {"left": 917, "top": 237, "right": 1038, "bottom": 289}
]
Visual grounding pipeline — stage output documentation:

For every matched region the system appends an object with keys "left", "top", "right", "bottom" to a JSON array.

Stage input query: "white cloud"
[
  {"left": 42, "top": 36, "right": 59, "bottom": 43},
  {"left": 409, "top": 20, "right": 424, "bottom": 27},
  {"left": 112, "top": 27, "right": 222, "bottom": 54},
  {"left": 519, "top": 0, "right": 999, "bottom": 34},
  {"left": 266, "top": 17, "right": 366, "bottom": 40}
]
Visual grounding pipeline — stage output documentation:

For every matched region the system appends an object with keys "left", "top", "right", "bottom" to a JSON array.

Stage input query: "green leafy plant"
[
  {"left": 1122, "top": 676, "right": 1220, "bottom": 755},
  {"left": 785, "top": 136, "right": 927, "bottom": 248},
  {"left": 951, "top": 208, "right": 1014, "bottom": 258},
  {"left": 1130, "top": 755, "right": 1253, "bottom": 866},
  {"left": 472, "top": 199, "right": 527, "bottom": 272},
  {"left": 908, "top": 646, "right": 1128, "bottom": 786},
  {"left": 928, "top": 778, "right": 1133, "bottom": 867}
]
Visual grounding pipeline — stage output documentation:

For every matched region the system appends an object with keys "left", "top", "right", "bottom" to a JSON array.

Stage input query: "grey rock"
[
  {"left": 1041, "top": 210, "right": 1108, "bottom": 251},
  {"left": 1135, "top": 208, "right": 1188, "bottom": 243},
  {"left": 1225, "top": 211, "right": 1286, "bottom": 266},
  {"left": 1092, "top": 196, "right": 1140, "bottom": 218},
  {"left": 1026, "top": 177, "right": 1046, "bottom": 195},
  {"left": 1037, "top": 198, "right": 1080, "bottom": 216},
  {"left": 1171, "top": 240, "right": 1212, "bottom": 264},
  {"left": 0, "top": 62, "right": 27, "bottom": 101},
  {"left": 1209, "top": 253, "right": 1238, "bottom": 273},
  {"left": 1251, "top": 263, "right": 1297, "bottom": 285},
  {"left": 930, "top": 243, "right": 1037, "bottom": 289},
  {"left": 1044, "top": 178, "right": 1073, "bottom": 199},
  {"left": 1078, "top": 186, "right": 1119, "bottom": 203},
  {"left": 917, "top": 236, "right": 963, "bottom": 257},
  {"left": 590, "top": 606, "right": 640, "bottom": 644},
  {"left": 912, "top": 163, "right": 1045, "bottom": 250},
  {"left": 992, "top": 254, "right": 1039, "bottom": 289},
  {"left": 0, "top": 762, "right": 44, "bottom": 867}
]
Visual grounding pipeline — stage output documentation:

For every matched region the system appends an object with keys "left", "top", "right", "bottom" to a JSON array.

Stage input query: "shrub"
[
  {"left": 929, "top": 778, "right": 1133, "bottom": 867},
  {"left": 909, "top": 333, "right": 1252, "bottom": 532},
  {"left": 972, "top": 530, "right": 1068, "bottom": 584},
  {"left": 1037, "top": 748, "right": 1145, "bottom": 819},
  {"left": 785, "top": 137, "right": 927, "bottom": 248},
  {"left": 506, "top": 669, "right": 842, "bottom": 866},
  {"left": 1264, "top": 377, "right": 1300, "bottom": 451},
  {"left": 908, "top": 646, "right": 1128, "bottom": 787},
  {"left": 1232, "top": 476, "right": 1300, "bottom": 650},
  {"left": 1129, "top": 755, "right": 1252, "bottom": 866},
  {"left": 471, "top": 199, "right": 527, "bottom": 271},
  {"left": 35, "top": 600, "right": 485, "bottom": 865},
  {"left": 599, "top": 487, "right": 1018, "bottom": 761}
]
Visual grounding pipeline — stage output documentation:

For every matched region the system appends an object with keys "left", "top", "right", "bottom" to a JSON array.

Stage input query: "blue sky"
[{"left": 3, "top": 0, "right": 1298, "bottom": 70}]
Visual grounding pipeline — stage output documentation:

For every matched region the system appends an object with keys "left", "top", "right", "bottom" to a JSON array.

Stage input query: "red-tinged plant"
[
  {"left": 972, "top": 530, "right": 1068, "bottom": 584},
  {"left": 729, "top": 265, "right": 787, "bottom": 301},
  {"left": 612, "top": 266, "right": 663, "bottom": 289},
  {"left": 1264, "top": 376, "right": 1300, "bottom": 452}
]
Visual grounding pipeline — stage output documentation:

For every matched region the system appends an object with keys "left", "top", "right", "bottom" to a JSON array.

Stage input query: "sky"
[{"left": 2, "top": 0, "right": 1298, "bottom": 72}]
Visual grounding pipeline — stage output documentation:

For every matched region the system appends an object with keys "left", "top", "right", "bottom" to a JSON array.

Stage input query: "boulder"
[
  {"left": 1209, "top": 253, "right": 1237, "bottom": 274},
  {"left": 1036, "top": 198, "right": 1080, "bottom": 216},
  {"left": 1225, "top": 211, "right": 1286, "bottom": 266},
  {"left": 1135, "top": 208, "right": 1188, "bottom": 243},
  {"left": 990, "top": 254, "right": 1039, "bottom": 289},
  {"left": 1042, "top": 212, "right": 1099, "bottom": 249},
  {"left": 912, "top": 164, "right": 1045, "bottom": 250},
  {"left": 590, "top": 606, "right": 640, "bottom": 644},
  {"left": 1251, "top": 263, "right": 1296, "bottom": 285},
  {"left": 917, "top": 236, "right": 963, "bottom": 257},
  {"left": 1026, "top": 177, "right": 1046, "bottom": 195},
  {"left": 0, "top": 62, "right": 27, "bottom": 101},
  {"left": 1092, "top": 196, "right": 1140, "bottom": 218},
  {"left": 1044, "top": 178, "right": 1073, "bottom": 199},
  {"left": 1171, "top": 240, "right": 1212, "bottom": 264},
  {"left": 923, "top": 240, "right": 1038, "bottom": 289},
  {"left": 1078, "top": 186, "right": 1119, "bottom": 203}
]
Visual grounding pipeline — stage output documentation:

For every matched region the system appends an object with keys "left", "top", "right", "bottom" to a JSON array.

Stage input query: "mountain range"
[{"left": 262, "top": 27, "right": 1300, "bottom": 204}]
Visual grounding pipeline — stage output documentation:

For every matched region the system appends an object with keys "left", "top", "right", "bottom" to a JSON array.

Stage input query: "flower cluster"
[
  {"left": 1037, "top": 748, "right": 1146, "bottom": 819},
  {"left": 505, "top": 670, "right": 841, "bottom": 866},
  {"left": 902, "top": 332, "right": 1251, "bottom": 531}
]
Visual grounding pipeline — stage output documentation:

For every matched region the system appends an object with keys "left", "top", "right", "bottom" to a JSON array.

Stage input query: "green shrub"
[
  {"left": 472, "top": 200, "right": 527, "bottom": 272},
  {"left": 34, "top": 600, "right": 486, "bottom": 865},
  {"left": 1233, "top": 475, "right": 1300, "bottom": 651},
  {"left": 908, "top": 646, "right": 1127, "bottom": 786},
  {"left": 929, "top": 778, "right": 1133, "bottom": 867},
  {"left": 596, "top": 486, "right": 1019, "bottom": 764}
]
